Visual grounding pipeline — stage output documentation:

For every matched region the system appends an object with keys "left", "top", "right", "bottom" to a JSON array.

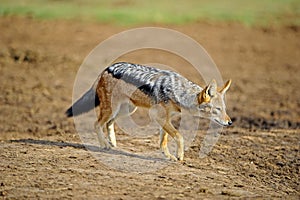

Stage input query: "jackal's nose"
[{"left": 228, "top": 120, "right": 233, "bottom": 126}]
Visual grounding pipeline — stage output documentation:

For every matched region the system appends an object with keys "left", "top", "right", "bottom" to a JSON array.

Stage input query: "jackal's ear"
[
  {"left": 206, "top": 79, "right": 217, "bottom": 97},
  {"left": 219, "top": 79, "right": 232, "bottom": 94},
  {"left": 198, "top": 79, "right": 217, "bottom": 104}
]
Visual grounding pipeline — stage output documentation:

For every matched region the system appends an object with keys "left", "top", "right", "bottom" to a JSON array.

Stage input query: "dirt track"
[{"left": 0, "top": 17, "right": 299, "bottom": 199}]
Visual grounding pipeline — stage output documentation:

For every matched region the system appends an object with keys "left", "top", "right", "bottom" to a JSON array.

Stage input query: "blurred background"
[{"left": 1, "top": 0, "right": 299, "bottom": 26}]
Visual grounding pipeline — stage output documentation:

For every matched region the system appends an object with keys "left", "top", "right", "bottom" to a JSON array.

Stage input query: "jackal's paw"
[
  {"left": 99, "top": 140, "right": 112, "bottom": 150},
  {"left": 108, "top": 140, "right": 117, "bottom": 148},
  {"left": 177, "top": 154, "right": 184, "bottom": 162},
  {"left": 177, "top": 157, "right": 184, "bottom": 161},
  {"left": 165, "top": 154, "right": 178, "bottom": 161},
  {"left": 99, "top": 145, "right": 111, "bottom": 151}
]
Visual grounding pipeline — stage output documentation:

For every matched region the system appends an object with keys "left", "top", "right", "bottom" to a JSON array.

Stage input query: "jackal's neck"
[{"left": 170, "top": 80, "right": 202, "bottom": 109}]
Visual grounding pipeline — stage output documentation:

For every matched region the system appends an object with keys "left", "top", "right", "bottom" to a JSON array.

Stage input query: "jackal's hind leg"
[
  {"left": 159, "top": 129, "right": 177, "bottom": 161},
  {"left": 105, "top": 103, "right": 137, "bottom": 148},
  {"left": 106, "top": 119, "right": 116, "bottom": 147},
  {"left": 94, "top": 121, "right": 111, "bottom": 149}
]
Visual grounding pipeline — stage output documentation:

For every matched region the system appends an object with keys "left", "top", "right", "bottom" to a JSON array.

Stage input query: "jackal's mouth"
[{"left": 213, "top": 119, "right": 232, "bottom": 126}]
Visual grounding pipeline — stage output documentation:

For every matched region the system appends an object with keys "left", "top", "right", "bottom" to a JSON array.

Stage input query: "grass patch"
[{"left": 0, "top": 0, "right": 299, "bottom": 26}]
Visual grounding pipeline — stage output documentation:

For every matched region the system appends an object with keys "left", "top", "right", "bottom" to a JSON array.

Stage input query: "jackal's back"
[{"left": 106, "top": 62, "right": 202, "bottom": 108}]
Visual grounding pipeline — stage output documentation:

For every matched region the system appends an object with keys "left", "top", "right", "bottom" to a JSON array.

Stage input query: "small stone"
[{"left": 199, "top": 188, "right": 207, "bottom": 193}]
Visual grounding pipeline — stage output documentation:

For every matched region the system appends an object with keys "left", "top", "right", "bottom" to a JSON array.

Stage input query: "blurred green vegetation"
[{"left": 0, "top": 0, "right": 299, "bottom": 26}]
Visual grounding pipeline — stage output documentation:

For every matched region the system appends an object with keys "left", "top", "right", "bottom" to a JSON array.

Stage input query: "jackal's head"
[{"left": 197, "top": 79, "right": 232, "bottom": 126}]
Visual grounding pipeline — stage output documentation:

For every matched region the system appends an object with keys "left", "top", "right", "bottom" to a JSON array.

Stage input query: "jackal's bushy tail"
[{"left": 65, "top": 87, "right": 100, "bottom": 117}]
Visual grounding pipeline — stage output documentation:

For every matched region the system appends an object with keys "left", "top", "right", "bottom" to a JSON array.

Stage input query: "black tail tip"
[{"left": 65, "top": 107, "right": 73, "bottom": 117}]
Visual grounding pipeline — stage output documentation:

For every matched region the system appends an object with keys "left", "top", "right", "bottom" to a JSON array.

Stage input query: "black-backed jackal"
[{"left": 66, "top": 62, "right": 232, "bottom": 161}]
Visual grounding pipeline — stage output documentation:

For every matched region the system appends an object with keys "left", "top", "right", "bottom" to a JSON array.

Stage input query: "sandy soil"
[{"left": 0, "top": 17, "right": 299, "bottom": 199}]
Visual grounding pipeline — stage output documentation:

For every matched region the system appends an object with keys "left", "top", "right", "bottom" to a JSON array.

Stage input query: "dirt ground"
[{"left": 0, "top": 17, "right": 299, "bottom": 199}]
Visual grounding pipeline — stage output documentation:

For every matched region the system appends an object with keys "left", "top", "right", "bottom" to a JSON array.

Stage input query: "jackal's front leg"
[
  {"left": 159, "top": 129, "right": 177, "bottom": 161},
  {"left": 158, "top": 121, "right": 184, "bottom": 161}
]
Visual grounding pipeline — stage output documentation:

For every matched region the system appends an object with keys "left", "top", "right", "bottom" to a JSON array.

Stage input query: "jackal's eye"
[
  {"left": 199, "top": 104, "right": 211, "bottom": 112},
  {"left": 204, "top": 106, "right": 211, "bottom": 112},
  {"left": 212, "top": 107, "right": 221, "bottom": 114}
]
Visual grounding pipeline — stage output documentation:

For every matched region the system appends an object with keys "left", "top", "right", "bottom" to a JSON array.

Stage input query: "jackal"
[{"left": 66, "top": 62, "right": 232, "bottom": 161}]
